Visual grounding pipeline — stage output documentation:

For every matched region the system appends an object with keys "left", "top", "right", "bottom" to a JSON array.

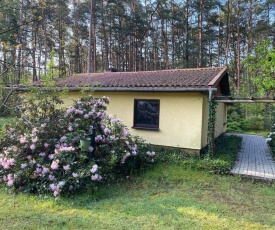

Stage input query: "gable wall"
[
  {"left": 63, "top": 91, "right": 205, "bottom": 150},
  {"left": 201, "top": 95, "right": 209, "bottom": 148},
  {"left": 201, "top": 97, "right": 228, "bottom": 149},
  {"left": 215, "top": 102, "right": 227, "bottom": 137}
]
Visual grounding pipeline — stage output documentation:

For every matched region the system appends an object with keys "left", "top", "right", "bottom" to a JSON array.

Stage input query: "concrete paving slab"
[{"left": 230, "top": 134, "right": 275, "bottom": 181}]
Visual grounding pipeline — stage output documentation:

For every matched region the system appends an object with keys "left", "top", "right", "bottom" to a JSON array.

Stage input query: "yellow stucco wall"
[
  {"left": 62, "top": 91, "right": 206, "bottom": 150},
  {"left": 200, "top": 97, "right": 227, "bottom": 148},
  {"left": 201, "top": 95, "right": 209, "bottom": 148},
  {"left": 215, "top": 102, "right": 227, "bottom": 137}
]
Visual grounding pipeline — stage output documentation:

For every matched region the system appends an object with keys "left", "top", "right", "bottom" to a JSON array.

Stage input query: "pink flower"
[
  {"left": 21, "top": 163, "right": 28, "bottom": 169},
  {"left": 7, "top": 158, "right": 15, "bottom": 165},
  {"left": 19, "top": 135, "right": 27, "bottom": 144},
  {"left": 90, "top": 164, "right": 98, "bottom": 173},
  {"left": 35, "top": 167, "right": 42, "bottom": 174},
  {"left": 72, "top": 172, "right": 78, "bottom": 178},
  {"left": 39, "top": 152, "right": 46, "bottom": 157},
  {"left": 3, "top": 163, "right": 10, "bottom": 169},
  {"left": 68, "top": 126, "right": 73, "bottom": 131},
  {"left": 121, "top": 152, "right": 131, "bottom": 164},
  {"left": 32, "top": 136, "right": 38, "bottom": 143},
  {"left": 75, "top": 109, "right": 84, "bottom": 115},
  {"left": 7, "top": 179, "right": 14, "bottom": 187},
  {"left": 9, "top": 128, "right": 15, "bottom": 133},
  {"left": 53, "top": 191, "right": 59, "bottom": 197},
  {"left": 132, "top": 144, "right": 137, "bottom": 151},
  {"left": 122, "top": 128, "right": 128, "bottom": 137},
  {"left": 110, "top": 135, "right": 116, "bottom": 141},
  {"left": 104, "top": 128, "right": 111, "bottom": 135},
  {"left": 7, "top": 174, "right": 13, "bottom": 181},
  {"left": 63, "top": 165, "right": 70, "bottom": 171},
  {"left": 91, "top": 174, "right": 102, "bottom": 181},
  {"left": 95, "top": 135, "right": 103, "bottom": 142},
  {"left": 32, "top": 127, "right": 38, "bottom": 134},
  {"left": 27, "top": 155, "right": 32, "bottom": 160},
  {"left": 60, "top": 136, "right": 67, "bottom": 142},
  {"left": 49, "top": 175, "right": 55, "bottom": 181},
  {"left": 50, "top": 183, "right": 58, "bottom": 192},
  {"left": 41, "top": 123, "right": 47, "bottom": 128},
  {"left": 30, "top": 144, "right": 36, "bottom": 150},
  {"left": 88, "top": 146, "right": 94, "bottom": 152},
  {"left": 43, "top": 167, "right": 50, "bottom": 174},
  {"left": 91, "top": 174, "right": 99, "bottom": 181},
  {"left": 48, "top": 154, "right": 54, "bottom": 160},
  {"left": 51, "top": 160, "right": 59, "bottom": 170},
  {"left": 66, "top": 107, "right": 74, "bottom": 114},
  {"left": 44, "top": 143, "right": 49, "bottom": 148},
  {"left": 84, "top": 114, "right": 89, "bottom": 119},
  {"left": 146, "top": 151, "right": 156, "bottom": 157},
  {"left": 58, "top": 181, "right": 65, "bottom": 187}
]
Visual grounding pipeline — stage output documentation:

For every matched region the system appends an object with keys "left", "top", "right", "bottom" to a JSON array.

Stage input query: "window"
[{"left": 133, "top": 99, "right": 160, "bottom": 130}]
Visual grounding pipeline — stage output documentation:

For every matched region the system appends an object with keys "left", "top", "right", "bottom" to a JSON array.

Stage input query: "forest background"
[{"left": 0, "top": 0, "right": 275, "bottom": 132}]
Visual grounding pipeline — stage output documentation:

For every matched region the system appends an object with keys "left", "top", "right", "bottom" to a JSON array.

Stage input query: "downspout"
[{"left": 207, "top": 88, "right": 217, "bottom": 157}]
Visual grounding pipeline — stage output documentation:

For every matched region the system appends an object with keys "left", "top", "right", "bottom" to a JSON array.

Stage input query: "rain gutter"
[{"left": 5, "top": 86, "right": 218, "bottom": 93}]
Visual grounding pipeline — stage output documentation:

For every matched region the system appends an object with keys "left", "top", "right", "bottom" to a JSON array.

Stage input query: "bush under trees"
[{"left": 0, "top": 93, "right": 155, "bottom": 197}]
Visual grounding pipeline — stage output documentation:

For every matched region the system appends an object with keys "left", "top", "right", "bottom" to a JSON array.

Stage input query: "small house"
[{"left": 56, "top": 67, "right": 230, "bottom": 154}]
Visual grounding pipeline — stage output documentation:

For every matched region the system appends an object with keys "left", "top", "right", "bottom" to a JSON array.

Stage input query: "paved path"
[{"left": 230, "top": 134, "right": 275, "bottom": 181}]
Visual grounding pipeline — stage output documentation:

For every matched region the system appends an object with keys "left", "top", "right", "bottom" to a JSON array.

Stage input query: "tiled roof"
[{"left": 56, "top": 67, "right": 227, "bottom": 90}]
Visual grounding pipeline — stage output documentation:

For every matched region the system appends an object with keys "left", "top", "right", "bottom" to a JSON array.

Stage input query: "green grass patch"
[
  {"left": 1, "top": 130, "right": 273, "bottom": 229},
  {"left": 0, "top": 116, "right": 14, "bottom": 127},
  {"left": 243, "top": 130, "right": 270, "bottom": 137},
  {"left": 0, "top": 166, "right": 274, "bottom": 229},
  {"left": 155, "top": 134, "right": 242, "bottom": 175}
]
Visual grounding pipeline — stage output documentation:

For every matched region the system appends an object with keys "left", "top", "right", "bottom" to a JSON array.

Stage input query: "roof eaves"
[
  {"left": 64, "top": 86, "right": 217, "bottom": 92},
  {"left": 6, "top": 86, "right": 217, "bottom": 92},
  {"left": 207, "top": 66, "right": 227, "bottom": 88}
]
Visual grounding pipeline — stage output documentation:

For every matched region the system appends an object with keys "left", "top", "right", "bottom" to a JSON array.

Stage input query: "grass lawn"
[
  {"left": 0, "top": 117, "right": 274, "bottom": 229},
  {"left": 227, "top": 130, "right": 270, "bottom": 138},
  {"left": 1, "top": 164, "right": 275, "bottom": 229},
  {"left": 0, "top": 167, "right": 275, "bottom": 229},
  {"left": 0, "top": 116, "right": 14, "bottom": 126}
]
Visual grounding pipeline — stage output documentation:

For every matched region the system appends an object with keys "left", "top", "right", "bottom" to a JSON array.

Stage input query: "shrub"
[
  {"left": 197, "top": 158, "right": 231, "bottom": 175},
  {"left": 0, "top": 94, "right": 155, "bottom": 197},
  {"left": 266, "top": 124, "right": 275, "bottom": 156}
]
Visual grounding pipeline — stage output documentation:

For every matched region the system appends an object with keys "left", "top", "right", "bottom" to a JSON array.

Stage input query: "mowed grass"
[
  {"left": 0, "top": 116, "right": 274, "bottom": 229},
  {"left": 0, "top": 116, "right": 14, "bottom": 127},
  {"left": 0, "top": 164, "right": 275, "bottom": 229}
]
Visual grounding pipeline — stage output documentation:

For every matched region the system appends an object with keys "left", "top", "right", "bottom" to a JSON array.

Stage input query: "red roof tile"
[{"left": 56, "top": 67, "right": 227, "bottom": 90}]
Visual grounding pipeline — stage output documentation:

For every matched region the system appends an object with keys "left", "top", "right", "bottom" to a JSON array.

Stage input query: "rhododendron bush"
[{"left": 0, "top": 93, "right": 155, "bottom": 197}]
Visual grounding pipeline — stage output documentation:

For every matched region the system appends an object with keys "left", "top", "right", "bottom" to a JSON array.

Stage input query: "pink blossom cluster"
[
  {"left": 0, "top": 95, "right": 155, "bottom": 197},
  {"left": 50, "top": 181, "right": 65, "bottom": 197},
  {"left": 146, "top": 151, "right": 156, "bottom": 157},
  {"left": 3, "top": 173, "right": 14, "bottom": 187},
  {"left": 0, "top": 156, "right": 15, "bottom": 169}
]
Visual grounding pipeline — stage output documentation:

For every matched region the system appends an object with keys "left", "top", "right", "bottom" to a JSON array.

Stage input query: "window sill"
[{"left": 132, "top": 126, "right": 160, "bottom": 131}]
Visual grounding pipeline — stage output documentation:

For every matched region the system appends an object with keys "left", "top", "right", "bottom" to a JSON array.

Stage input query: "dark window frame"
[{"left": 132, "top": 99, "right": 160, "bottom": 130}]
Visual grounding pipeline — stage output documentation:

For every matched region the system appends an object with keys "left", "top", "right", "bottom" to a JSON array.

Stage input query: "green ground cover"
[
  {"left": 0, "top": 165, "right": 274, "bottom": 229},
  {"left": 0, "top": 132, "right": 274, "bottom": 229},
  {"left": 0, "top": 116, "right": 14, "bottom": 127}
]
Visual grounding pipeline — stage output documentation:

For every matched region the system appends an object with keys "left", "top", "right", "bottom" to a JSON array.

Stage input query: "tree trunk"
[
  {"left": 197, "top": 0, "right": 204, "bottom": 68},
  {"left": 88, "top": 0, "right": 96, "bottom": 73},
  {"left": 225, "top": 0, "right": 232, "bottom": 65}
]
